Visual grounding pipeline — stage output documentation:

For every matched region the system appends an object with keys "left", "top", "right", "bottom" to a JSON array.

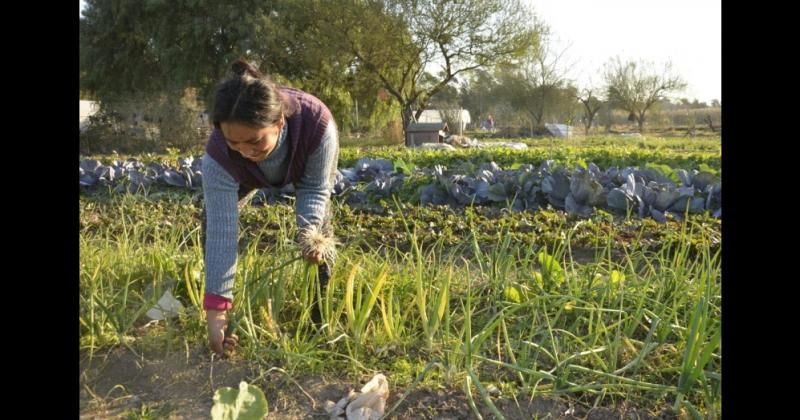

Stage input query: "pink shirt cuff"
[{"left": 204, "top": 293, "right": 232, "bottom": 311}]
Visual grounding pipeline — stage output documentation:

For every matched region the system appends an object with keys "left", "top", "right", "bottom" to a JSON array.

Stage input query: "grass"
[{"left": 80, "top": 189, "right": 721, "bottom": 417}]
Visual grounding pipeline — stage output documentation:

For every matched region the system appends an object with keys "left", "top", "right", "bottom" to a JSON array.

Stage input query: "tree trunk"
[
  {"left": 584, "top": 117, "right": 591, "bottom": 136},
  {"left": 704, "top": 115, "right": 715, "bottom": 132},
  {"left": 585, "top": 109, "right": 599, "bottom": 136},
  {"left": 528, "top": 110, "right": 538, "bottom": 137},
  {"left": 535, "top": 102, "right": 545, "bottom": 129},
  {"left": 534, "top": 113, "right": 543, "bottom": 128},
  {"left": 402, "top": 105, "right": 414, "bottom": 147}
]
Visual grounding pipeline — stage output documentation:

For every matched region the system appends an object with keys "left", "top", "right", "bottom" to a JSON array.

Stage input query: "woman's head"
[{"left": 212, "top": 59, "right": 288, "bottom": 161}]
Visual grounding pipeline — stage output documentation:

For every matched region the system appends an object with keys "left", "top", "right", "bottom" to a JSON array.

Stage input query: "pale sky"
[
  {"left": 526, "top": 0, "right": 721, "bottom": 104},
  {"left": 80, "top": 0, "right": 721, "bottom": 104}
]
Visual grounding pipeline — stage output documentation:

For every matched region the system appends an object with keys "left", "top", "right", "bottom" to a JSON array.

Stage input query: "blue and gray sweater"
[{"left": 202, "top": 119, "right": 338, "bottom": 304}]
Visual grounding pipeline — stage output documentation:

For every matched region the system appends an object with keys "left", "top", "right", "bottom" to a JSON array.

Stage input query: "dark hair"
[{"left": 211, "top": 58, "right": 288, "bottom": 128}]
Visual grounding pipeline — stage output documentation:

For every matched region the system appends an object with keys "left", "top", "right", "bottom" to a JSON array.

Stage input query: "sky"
[
  {"left": 526, "top": 0, "right": 721, "bottom": 104},
  {"left": 81, "top": 0, "right": 721, "bottom": 104}
]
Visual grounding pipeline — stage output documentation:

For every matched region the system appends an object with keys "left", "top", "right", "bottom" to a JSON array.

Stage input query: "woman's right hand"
[{"left": 206, "top": 309, "right": 238, "bottom": 358}]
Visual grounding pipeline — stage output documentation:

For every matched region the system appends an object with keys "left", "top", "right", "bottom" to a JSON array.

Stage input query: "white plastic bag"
[
  {"left": 325, "top": 374, "right": 389, "bottom": 420},
  {"left": 146, "top": 290, "right": 185, "bottom": 320}
]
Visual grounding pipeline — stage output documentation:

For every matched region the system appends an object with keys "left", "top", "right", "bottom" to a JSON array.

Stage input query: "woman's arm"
[
  {"left": 294, "top": 122, "right": 339, "bottom": 233},
  {"left": 201, "top": 154, "right": 241, "bottom": 308}
]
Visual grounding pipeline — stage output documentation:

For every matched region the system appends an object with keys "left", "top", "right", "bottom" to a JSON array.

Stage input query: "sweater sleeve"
[
  {"left": 201, "top": 153, "right": 240, "bottom": 303},
  {"left": 294, "top": 121, "right": 339, "bottom": 230}
]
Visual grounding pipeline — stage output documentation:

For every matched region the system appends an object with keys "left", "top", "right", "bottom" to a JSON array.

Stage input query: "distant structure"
[
  {"left": 417, "top": 109, "right": 471, "bottom": 134},
  {"left": 544, "top": 123, "right": 573, "bottom": 138},
  {"left": 406, "top": 122, "right": 449, "bottom": 146},
  {"left": 80, "top": 100, "right": 100, "bottom": 132}
]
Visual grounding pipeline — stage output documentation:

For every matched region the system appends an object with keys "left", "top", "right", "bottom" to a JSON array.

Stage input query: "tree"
[
  {"left": 80, "top": 0, "right": 542, "bottom": 143},
  {"left": 550, "top": 84, "right": 580, "bottom": 126},
  {"left": 703, "top": 115, "right": 716, "bottom": 132},
  {"left": 602, "top": 57, "right": 687, "bottom": 133},
  {"left": 80, "top": 0, "right": 167, "bottom": 100},
  {"left": 493, "top": 26, "right": 573, "bottom": 136},
  {"left": 81, "top": 0, "right": 309, "bottom": 118},
  {"left": 577, "top": 87, "right": 603, "bottom": 136},
  {"left": 321, "top": 0, "right": 541, "bottom": 146},
  {"left": 459, "top": 69, "right": 500, "bottom": 126},
  {"left": 80, "top": 0, "right": 384, "bottom": 134}
]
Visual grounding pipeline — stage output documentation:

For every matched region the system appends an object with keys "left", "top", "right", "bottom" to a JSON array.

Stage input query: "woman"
[{"left": 201, "top": 59, "right": 339, "bottom": 357}]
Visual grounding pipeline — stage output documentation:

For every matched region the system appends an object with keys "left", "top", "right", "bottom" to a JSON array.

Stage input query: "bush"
[{"left": 79, "top": 89, "right": 209, "bottom": 155}]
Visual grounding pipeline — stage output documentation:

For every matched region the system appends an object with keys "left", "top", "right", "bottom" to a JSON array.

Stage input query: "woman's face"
[{"left": 220, "top": 119, "right": 284, "bottom": 162}]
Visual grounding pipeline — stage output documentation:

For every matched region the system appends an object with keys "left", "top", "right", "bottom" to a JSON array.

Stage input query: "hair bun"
[{"left": 231, "top": 58, "right": 263, "bottom": 78}]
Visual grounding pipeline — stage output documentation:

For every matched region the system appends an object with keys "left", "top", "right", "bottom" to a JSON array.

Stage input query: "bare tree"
[
  {"left": 603, "top": 57, "right": 687, "bottom": 133},
  {"left": 703, "top": 114, "right": 716, "bottom": 133},
  {"left": 577, "top": 84, "right": 603, "bottom": 136},
  {"left": 495, "top": 27, "right": 575, "bottom": 136},
  {"left": 524, "top": 37, "right": 572, "bottom": 128}
]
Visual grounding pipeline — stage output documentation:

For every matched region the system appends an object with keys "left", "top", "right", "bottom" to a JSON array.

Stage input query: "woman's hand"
[
  {"left": 206, "top": 309, "right": 238, "bottom": 358},
  {"left": 301, "top": 248, "right": 322, "bottom": 264}
]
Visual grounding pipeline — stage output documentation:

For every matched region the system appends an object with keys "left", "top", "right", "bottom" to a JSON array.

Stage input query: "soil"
[{"left": 80, "top": 346, "right": 678, "bottom": 419}]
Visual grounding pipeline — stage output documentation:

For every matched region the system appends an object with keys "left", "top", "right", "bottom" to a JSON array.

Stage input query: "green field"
[{"left": 80, "top": 136, "right": 721, "bottom": 419}]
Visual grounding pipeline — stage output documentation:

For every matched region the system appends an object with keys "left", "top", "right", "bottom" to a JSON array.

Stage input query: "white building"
[
  {"left": 417, "top": 109, "right": 471, "bottom": 134},
  {"left": 544, "top": 123, "right": 573, "bottom": 138},
  {"left": 80, "top": 100, "right": 100, "bottom": 132}
]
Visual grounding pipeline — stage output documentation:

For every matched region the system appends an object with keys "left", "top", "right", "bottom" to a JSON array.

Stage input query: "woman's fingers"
[
  {"left": 222, "top": 334, "right": 239, "bottom": 353},
  {"left": 207, "top": 311, "right": 232, "bottom": 358}
]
